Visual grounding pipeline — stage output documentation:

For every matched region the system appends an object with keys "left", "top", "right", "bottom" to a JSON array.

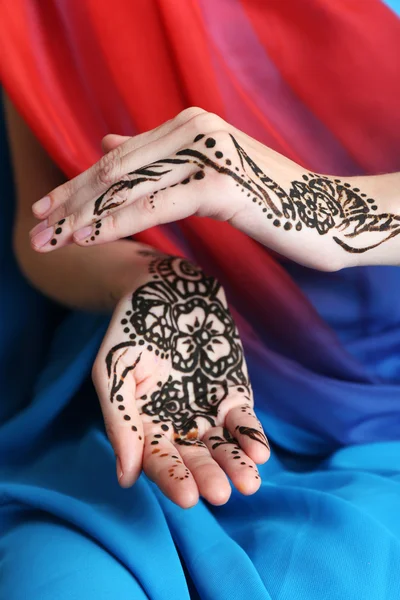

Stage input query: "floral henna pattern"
[
  {"left": 105, "top": 256, "right": 266, "bottom": 456},
  {"left": 93, "top": 134, "right": 400, "bottom": 254}
]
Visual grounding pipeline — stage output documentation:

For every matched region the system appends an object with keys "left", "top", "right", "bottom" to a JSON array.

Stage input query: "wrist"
[
  {"left": 108, "top": 245, "right": 166, "bottom": 306},
  {"left": 326, "top": 172, "right": 400, "bottom": 268}
]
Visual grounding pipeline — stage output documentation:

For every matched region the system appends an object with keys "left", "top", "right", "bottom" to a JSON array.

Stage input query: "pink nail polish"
[
  {"left": 30, "top": 219, "right": 49, "bottom": 237},
  {"left": 32, "top": 196, "right": 51, "bottom": 216},
  {"left": 74, "top": 225, "right": 93, "bottom": 241},
  {"left": 31, "top": 226, "right": 54, "bottom": 249}
]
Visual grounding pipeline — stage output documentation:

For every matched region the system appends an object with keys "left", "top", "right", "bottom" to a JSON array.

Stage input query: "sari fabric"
[{"left": 1, "top": 1, "right": 400, "bottom": 598}]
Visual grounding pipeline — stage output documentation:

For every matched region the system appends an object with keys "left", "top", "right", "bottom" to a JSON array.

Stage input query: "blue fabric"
[
  {"left": 384, "top": 0, "right": 400, "bottom": 16},
  {"left": 1, "top": 104, "right": 400, "bottom": 599}
]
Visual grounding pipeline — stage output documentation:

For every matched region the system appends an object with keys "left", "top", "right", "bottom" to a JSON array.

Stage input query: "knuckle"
[
  {"left": 139, "top": 193, "right": 156, "bottom": 215},
  {"left": 177, "top": 106, "right": 206, "bottom": 123},
  {"left": 191, "top": 111, "right": 224, "bottom": 134},
  {"left": 67, "top": 209, "right": 79, "bottom": 230},
  {"left": 96, "top": 151, "right": 121, "bottom": 186},
  {"left": 108, "top": 209, "right": 119, "bottom": 232},
  {"left": 189, "top": 454, "right": 211, "bottom": 469},
  {"left": 210, "top": 128, "right": 231, "bottom": 148},
  {"left": 48, "top": 203, "right": 67, "bottom": 226}
]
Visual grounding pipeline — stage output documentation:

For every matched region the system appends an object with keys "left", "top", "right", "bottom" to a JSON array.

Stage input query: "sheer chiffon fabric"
[{"left": 0, "top": 2, "right": 400, "bottom": 598}]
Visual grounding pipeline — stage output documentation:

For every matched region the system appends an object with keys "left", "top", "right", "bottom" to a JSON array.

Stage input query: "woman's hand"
[
  {"left": 92, "top": 252, "right": 270, "bottom": 508},
  {"left": 30, "top": 107, "right": 400, "bottom": 270}
]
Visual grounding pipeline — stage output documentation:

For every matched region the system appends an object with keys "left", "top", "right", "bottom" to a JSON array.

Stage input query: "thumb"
[
  {"left": 101, "top": 133, "right": 131, "bottom": 154},
  {"left": 92, "top": 344, "right": 144, "bottom": 489}
]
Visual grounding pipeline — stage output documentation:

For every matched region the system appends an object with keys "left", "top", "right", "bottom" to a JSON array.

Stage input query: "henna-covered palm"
[{"left": 93, "top": 253, "right": 269, "bottom": 508}]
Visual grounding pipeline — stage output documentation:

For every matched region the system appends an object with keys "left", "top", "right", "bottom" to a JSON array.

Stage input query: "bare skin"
[
  {"left": 7, "top": 97, "right": 398, "bottom": 507},
  {"left": 29, "top": 108, "right": 399, "bottom": 271},
  {"left": 5, "top": 95, "right": 269, "bottom": 508}
]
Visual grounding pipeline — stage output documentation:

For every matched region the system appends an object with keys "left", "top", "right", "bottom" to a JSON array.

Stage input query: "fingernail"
[
  {"left": 32, "top": 195, "right": 51, "bottom": 216},
  {"left": 116, "top": 456, "right": 123, "bottom": 482},
  {"left": 31, "top": 226, "right": 54, "bottom": 249},
  {"left": 74, "top": 225, "right": 93, "bottom": 241},
  {"left": 30, "top": 219, "right": 48, "bottom": 237}
]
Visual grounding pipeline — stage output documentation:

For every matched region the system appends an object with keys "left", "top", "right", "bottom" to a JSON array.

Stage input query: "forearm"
[
  {"left": 238, "top": 135, "right": 400, "bottom": 271},
  {"left": 328, "top": 171, "right": 400, "bottom": 268},
  {"left": 14, "top": 214, "right": 155, "bottom": 313},
  {"left": 5, "top": 91, "right": 159, "bottom": 313}
]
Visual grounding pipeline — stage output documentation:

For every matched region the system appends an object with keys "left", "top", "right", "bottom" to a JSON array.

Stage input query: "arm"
[
  {"left": 4, "top": 93, "right": 154, "bottom": 313},
  {"left": 5, "top": 97, "right": 271, "bottom": 507},
  {"left": 28, "top": 107, "right": 400, "bottom": 272},
  {"left": 5, "top": 95, "right": 272, "bottom": 506}
]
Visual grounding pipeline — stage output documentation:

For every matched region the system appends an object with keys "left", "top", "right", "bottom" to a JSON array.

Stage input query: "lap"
[{"left": 0, "top": 507, "right": 148, "bottom": 600}]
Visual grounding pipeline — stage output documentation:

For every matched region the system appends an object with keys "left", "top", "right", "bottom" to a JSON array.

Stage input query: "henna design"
[
  {"left": 104, "top": 257, "right": 266, "bottom": 482},
  {"left": 208, "top": 427, "right": 239, "bottom": 449},
  {"left": 235, "top": 426, "right": 270, "bottom": 450},
  {"left": 93, "top": 134, "right": 399, "bottom": 254},
  {"left": 208, "top": 428, "right": 260, "bottom": 478},
  {"left": 50, "top": 219, "right": 65, "bottom": 246},
  {"left": 84, "top": 220, "right": 102, "bottom": 244},
  {"left": 105, "top": 257, "right": 249, "bottom": 434}
]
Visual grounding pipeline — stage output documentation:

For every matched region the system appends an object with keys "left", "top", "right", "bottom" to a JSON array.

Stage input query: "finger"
[
  {"left": 55, "top": 120, "right": 212, "bottom": 228},
  {"left": 92, "top": 343, "right": 145, "bottom": 489},
  {"left": 30, "top": 158, "right": 202, "bottom": 252},
  {"left": 225, "top": 404, "right": 270, "bottom": 464},
  {"left": 37, "top": 134, "right": 201, "bottom": 243},
  {"left": 31, "top": 107, "right": 206, "bottom": 221},
  {"left": 175, "top": 439, "right": 232, "bottom": 506},
  {"left": 98, "top": 107, "right": 207, "bottom": 164},
  {"left": 101, "top": 134, "right": 130, "bottom": 154},
  {"left": 142, "top": 432, "right": 199, "bottom": 509},
  {"left": 203, "top": 426, "right": 262, "bottom": 496},
  {"left": 72, "top": 171, "right": 207, "bottom": 247},
  {"left": 69, "top": 156, "right": 200, "bottom": 243},
  {"left": 44, "top": 131, "right": 188, "bottom": 230}
]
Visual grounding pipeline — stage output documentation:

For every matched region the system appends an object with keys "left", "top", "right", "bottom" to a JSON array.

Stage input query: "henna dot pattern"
[
  {"left": 208, "top": 428, "right": 261, "bottom": 479},
  {"left": 50, "top": 219, "right": 66, "bottom": 246},
  {"left": 103, "top": 253, "right": 269, "bottom": 486},
  {"left": 88, "top": 131, "right": 399, "bottom": 255}
]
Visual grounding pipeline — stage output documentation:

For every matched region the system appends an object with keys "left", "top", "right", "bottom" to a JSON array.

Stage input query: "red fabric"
[
  {"left": 241, "top": 0, "right": 400, "bottom": 173},
  {"left": 1, "top": 0, "right": 399, "bottom": 365}
]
